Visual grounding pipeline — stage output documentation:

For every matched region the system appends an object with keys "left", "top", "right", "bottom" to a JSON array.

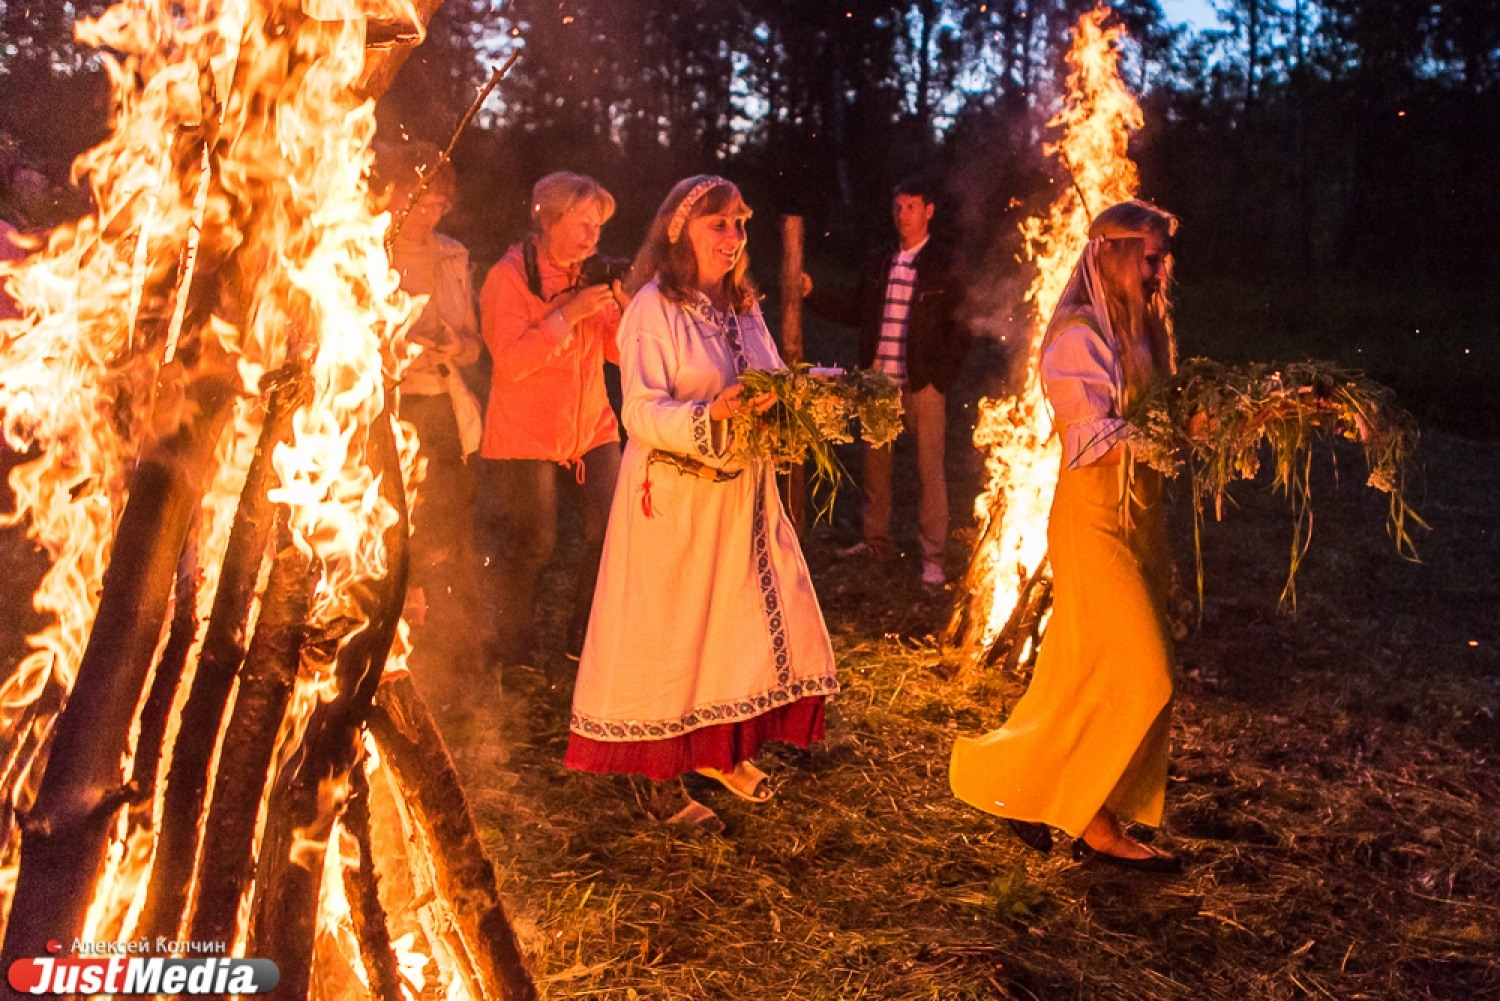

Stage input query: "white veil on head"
[
  {"left": 1046, "top": 238, "right": 1119, "bottom": 353},
  {"left": 1043, "top": 199, "right": 1180, "bottom": 385}
]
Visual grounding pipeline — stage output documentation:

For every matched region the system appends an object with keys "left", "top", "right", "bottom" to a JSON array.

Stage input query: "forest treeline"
[{"left": 3, "top": 1, "right": 1497, "bottom": 423}]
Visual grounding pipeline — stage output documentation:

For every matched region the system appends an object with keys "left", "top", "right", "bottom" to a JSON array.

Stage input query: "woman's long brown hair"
[{"left": 629, "top": 175, "right": 759, "bottom": 313}]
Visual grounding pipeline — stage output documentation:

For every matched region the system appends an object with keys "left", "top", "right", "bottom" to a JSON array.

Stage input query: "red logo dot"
[{"left": 45, "top": 940, "right": 62, "bottom": 954}]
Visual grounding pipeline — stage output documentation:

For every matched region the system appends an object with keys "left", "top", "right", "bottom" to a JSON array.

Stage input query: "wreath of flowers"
[
  {"left": 727, "top": 365, "right": 904, "bottom": 520},
  {"left": 1113, "top": 358, "right": 1423, "bottom": 608}
]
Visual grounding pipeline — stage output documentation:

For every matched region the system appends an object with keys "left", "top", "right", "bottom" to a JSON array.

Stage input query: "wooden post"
[
  {"left": 249, "top": 408, "right": 411, "bottom": 1001},
  {"left": 188, "top": 516, "right": 313, "bottom": 949},
  {"left": 3, "top": 0, "right": 467, "bottom": 980},
  {"left": 779, "top": 215, "right": 807, "bottom": 534},
  {"left": 139, "top": 365, "right": 310, "bottom": 944},
  {"left": 343, "top": 763, "right": 406, "bottom": 1001},
  {"left": 779, "top": 215, "right": 805, "bottom": 363}
]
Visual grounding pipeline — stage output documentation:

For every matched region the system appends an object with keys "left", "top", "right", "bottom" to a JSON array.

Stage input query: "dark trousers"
[
  {"left": 398, "top": 392, "right": 481, "bottom": 708},
  {"left": 480, "top": 442, "right": 620, "bottom": 662},
  {"left": 398, "top": 393, "right": 475, "bottom": 593}
]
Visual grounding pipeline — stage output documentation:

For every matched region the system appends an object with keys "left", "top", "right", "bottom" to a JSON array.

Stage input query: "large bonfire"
[
  {"left": 950, "top": 8, "right": 1143, "bottom": 666},
  {"left": 0, "top": 0, "right": 532, "bottom": 998}
]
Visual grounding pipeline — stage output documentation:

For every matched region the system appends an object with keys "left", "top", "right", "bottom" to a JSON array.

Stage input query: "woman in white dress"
[{"left": 565, "top": 176, "right": 838, "bottom": 825}]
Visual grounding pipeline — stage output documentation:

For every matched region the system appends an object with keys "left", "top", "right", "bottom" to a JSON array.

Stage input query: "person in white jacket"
[{"left": 376, "top": 141, "right": 482, "bottom": 629}]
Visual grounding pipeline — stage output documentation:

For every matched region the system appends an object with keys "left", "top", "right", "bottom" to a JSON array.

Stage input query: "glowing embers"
[{"left": 954, "top": 8, "right": 1144, "bottom": 662}]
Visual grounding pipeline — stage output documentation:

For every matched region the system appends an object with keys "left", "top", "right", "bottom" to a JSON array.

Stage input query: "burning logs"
[
  {"left": 189, "top": 517, "right": 315, "bottom": 948},
  {"left": 126, "top": 533, "right": 202, "bottom": 810},
  {"left": 344, "top": 764, "right": 406, "bottom": 1001},
  {"left": 357, "top": 0, "right": 451, "bottom": 100},
  {"left": 139, "top": 364, "right": 311, "bottom": 944},
  {"left": 0, "top": 1, "right": 540, "bottom": 998},
  {"left": 950, "top": 9, "right": 1141, "bottom": 669},
  {"left": 370, "top": 674, "right": 540, "bottom": 1001},
  {"left": 3, "top": 368, "right": 236, "bottom": 964},
  {"left": 986, "top": 558, "right": 1052, "bottom": 676},
  {"left": 0, "top": 679, "right": 62, "bottom": 857},
  {"left": 249, "top": 408, "right": 410, "bottom": 998}
]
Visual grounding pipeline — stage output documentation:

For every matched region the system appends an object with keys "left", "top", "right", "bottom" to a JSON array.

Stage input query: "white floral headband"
[{"left": 667, "top": 178, "right": 727, "bottom": 243}]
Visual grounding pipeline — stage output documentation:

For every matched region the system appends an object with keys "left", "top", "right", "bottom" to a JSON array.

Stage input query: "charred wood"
[
  {"left": 139, "top": 365, "right": 309, "bottom": 944},
  {"left": 0, "top": 371, "right": 236, "bottom": 967},
  {"left": 1001, "top": 578, "right": 1052, "bottom": 678},
  {"left": 369, "top": 673, "right": 539, "bottom": 1001},
  {"left": 188, "top": 517, "right": 312, "bottom": 949},
  {"left": 343, "top": 762, "right": 405, "bottom": 1001},
  {"left": 250, "top": 411, "right": 409, "bottom": 1000},
  {"left": 356, "top": 0, "right": 449, "bottom": 101},
  {"left": 5, "top": 1, "right": 238, "bottom": 964},
  {"left": 126, "top": 523, "right": 200, "bottom": 812},
  {"left": 984, "top": 558, "right": 1053, "bottom": 673},
  {"left": 3, "top": 0, "right": 452, "bottom": 969},
  {"left": 0, "top": 679, "right": 64, "bottom": 864},
  {"left": 944, "top": 508, "right": 1007, "bottom": 652}
]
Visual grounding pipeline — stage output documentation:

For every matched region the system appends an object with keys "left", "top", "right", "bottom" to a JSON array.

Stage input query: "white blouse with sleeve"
[{"left": 1039, "top": 311, "right": 1129, "bottom": 469}]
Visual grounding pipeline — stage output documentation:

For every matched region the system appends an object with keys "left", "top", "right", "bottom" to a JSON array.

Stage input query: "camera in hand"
[{"left": 579, "top": 254, "right": 631, "bottom": 288}]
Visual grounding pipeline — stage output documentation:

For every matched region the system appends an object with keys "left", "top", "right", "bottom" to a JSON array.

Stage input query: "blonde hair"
[
  {"left": 530, "top": 171, "right": 615, "bottom": 233},
  {"left": 1088, "top": 200, "right": 1178, "bottom": 403},
  {"left": 629, "top": 174, "right": 758, "bottom": 312}
]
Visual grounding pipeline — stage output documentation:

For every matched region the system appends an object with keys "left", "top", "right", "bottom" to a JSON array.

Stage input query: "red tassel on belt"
[{"left": 639, "top": 466, "right": 654, "bottom": 518}]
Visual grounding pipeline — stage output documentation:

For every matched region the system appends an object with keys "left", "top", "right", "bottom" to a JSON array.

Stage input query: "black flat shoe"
[
  {"left": 1007, "top": 819, "right": 1054, "bottom": 855},
  {"left": 1072, "top": 838, "right": 1182, "bottom": 874}
]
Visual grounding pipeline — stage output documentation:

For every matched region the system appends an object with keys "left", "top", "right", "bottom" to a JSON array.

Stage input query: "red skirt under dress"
[{"left": 564, "top": 696, "right": 825, "bottom": 781}]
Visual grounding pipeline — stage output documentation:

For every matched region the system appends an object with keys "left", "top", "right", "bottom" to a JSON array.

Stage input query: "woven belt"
[{"left": 647, "top": 449, "right": 742, "bottom": 482}]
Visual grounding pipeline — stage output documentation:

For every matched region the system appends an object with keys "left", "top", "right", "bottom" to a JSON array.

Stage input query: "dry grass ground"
[
  {"left": 0, "top": 327, "right": 1493, "bottom": 1000},
  {"left": 423, "top": 338, "right": 1498, "bottom": 1000}
]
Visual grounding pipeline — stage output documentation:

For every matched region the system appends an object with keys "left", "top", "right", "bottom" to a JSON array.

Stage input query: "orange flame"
[
  {"left": 0, "top": 0, "right": 457, "bottom": 989},
  {"left": 964, "top": 7, "right": 1143, "bottom": 653}
]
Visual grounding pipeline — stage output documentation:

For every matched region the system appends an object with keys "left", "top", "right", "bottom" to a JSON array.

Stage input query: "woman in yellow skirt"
[{"left": 950, "top": 200, "right": 1181, "bottom": 871}]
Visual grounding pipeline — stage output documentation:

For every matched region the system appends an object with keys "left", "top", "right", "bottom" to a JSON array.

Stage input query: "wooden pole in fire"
[
  {"left": 0, "top": 369, "right": 237, "bottom": 967},
  {"left": 0, "top": 40, "right": 242, "bottom": 961},
  {"left": 2, "top": 7, "right": 543, "bottom": 998},
  {"left": 188, "top": 515, "right": 315, "bottom": 948},
  {"left": 368, "top": 675, "right": 540, "bottom": 1001},
  {"left": 248, "top": 407, "right": 411, "bottom": 1000},
  {"left": 3, "top": 0, "right": 478, "bottom": 971},
  {"left": 779, "top": 215, "right": 807, "bottom": 534},
  {"left": 137, "top": 364, "right": 311, "bottom": 943}
]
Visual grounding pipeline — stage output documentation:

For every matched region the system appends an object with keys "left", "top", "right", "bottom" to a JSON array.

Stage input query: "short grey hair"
[{"left": 530, "top": 171, "right": 615, "bottom": 233}]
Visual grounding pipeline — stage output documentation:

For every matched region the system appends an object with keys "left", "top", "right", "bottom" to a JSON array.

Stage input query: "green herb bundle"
[
  {"left": 729, "top": 365, "right": 904, "bottom": 519},
  {"left": 1120, "top": 358, "right": 1423, "bottom": 607}
]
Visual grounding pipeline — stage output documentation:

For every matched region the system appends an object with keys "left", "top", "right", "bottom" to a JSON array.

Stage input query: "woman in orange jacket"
[{"left": 478, "top": 172, "right": 630, "bottom": 664}]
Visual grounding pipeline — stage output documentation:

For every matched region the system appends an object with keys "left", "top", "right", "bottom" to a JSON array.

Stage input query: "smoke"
[{"left": 941, "top": 99, "right": 1061, "bottom": 396}]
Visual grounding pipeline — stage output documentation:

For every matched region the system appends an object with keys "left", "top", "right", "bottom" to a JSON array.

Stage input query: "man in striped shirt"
[{"left": 808, "top": 177, "right": 970, "bottom": 587}]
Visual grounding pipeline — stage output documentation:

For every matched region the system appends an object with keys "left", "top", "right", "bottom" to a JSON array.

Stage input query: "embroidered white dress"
[{"left": 565, "top": 280, "right": 839, "bottom": 779}]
